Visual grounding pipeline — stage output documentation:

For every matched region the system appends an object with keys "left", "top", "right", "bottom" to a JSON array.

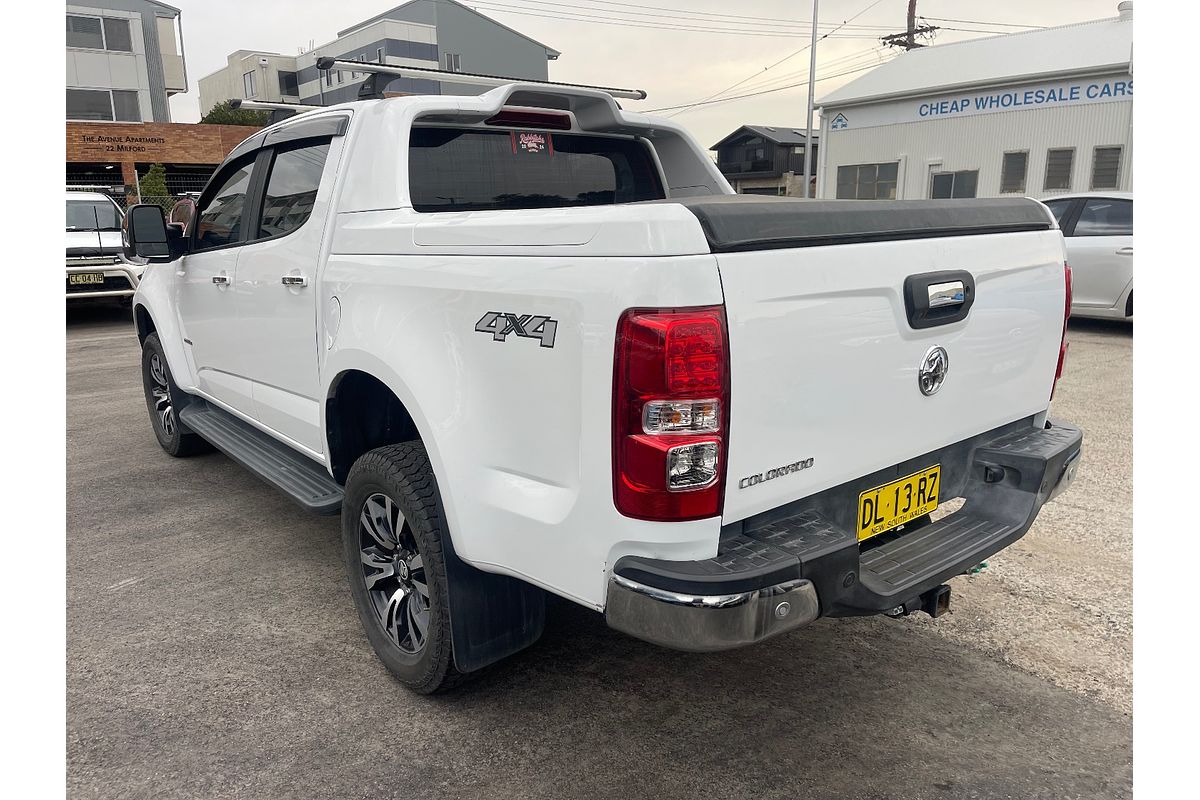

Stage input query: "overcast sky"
[{"left": 168, "top": 0, "right": 1120, "bottom": 148}]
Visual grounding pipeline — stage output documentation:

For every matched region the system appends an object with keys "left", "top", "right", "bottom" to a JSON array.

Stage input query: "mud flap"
[{"left": 441, "top": 534, "right": 546, "bottom": 673}]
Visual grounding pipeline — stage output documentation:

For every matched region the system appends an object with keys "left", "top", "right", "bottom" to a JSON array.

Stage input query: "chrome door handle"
[
  {"left": 1116, "top": 247, "right": 1133, "bottom": 256},
  {"left": 211, "top": 274, "right": 231, "bottom": 285},
  {"left": 281, "top": 275, "right": 309, "bottom": 287},
  {"left": 927, "top": 280, "right": 966, "bottom": 308}
]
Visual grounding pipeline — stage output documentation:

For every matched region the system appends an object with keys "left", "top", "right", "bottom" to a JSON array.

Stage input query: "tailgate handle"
[
  {"left": 904, "top": 270, "right": 975, "bottom": 329},
  {"left": 928, "top": 280, "right": 966, "bottom": 308}
]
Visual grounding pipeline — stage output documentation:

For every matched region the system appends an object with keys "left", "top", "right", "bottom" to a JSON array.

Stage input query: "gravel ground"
[{"left": 66, "top": 305, "right": 1132, "bottom": 799}]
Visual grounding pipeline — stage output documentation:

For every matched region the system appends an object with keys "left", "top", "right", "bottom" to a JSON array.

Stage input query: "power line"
[
  {"left": 658, "top": 0, "right": 891, "bottom": 117},
  {"left": 643, "top": 58, "right": 895, "bottom": 114},
  {"left": 520, "top": 0, "right": 900, "bottom": 30},
  {"left": 463, "top": 1, "right": 890, "bottom": 38},
  {"left": 506, "top": 0, "right": 897, "bottom": 32},
  {"left": 921, "top": 16, "right": 1046, "bottom": 29}
]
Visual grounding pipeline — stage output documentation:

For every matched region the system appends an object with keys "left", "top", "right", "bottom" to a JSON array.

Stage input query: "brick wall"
[{"left": 66, "top": 121, "right": 259, "bottom": 166}]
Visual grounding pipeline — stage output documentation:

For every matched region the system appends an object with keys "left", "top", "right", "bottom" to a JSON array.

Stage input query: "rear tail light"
[
  {"left": 1052, "top": 262, "right": 1072, "bottom": 399},
  {"left": 613, "top": 306, "right": 729, "bottom": 521}
]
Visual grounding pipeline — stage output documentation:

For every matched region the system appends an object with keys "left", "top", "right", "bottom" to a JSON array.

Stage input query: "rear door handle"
[
  {"left": 281, "top": 274, "right": 309, "bottom": 288},
  {"left": 211, "top": 273, "right": 231, "bottom": 286},
  {"left": 1116, "top": 247, "right": 1133, "bottom": 256}
]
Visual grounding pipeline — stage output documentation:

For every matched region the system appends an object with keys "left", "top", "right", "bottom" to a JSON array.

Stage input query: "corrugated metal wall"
[{"left": 817, "top": 99, "right": 1132, "bottom": 199}]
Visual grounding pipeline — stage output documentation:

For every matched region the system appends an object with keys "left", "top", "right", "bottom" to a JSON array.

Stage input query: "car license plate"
[
  {"left": 69, "top": 272, "right": 105, "bottom": 286},
  {"left": 857, "top": 465, "right": 941, "bottom": 541}
]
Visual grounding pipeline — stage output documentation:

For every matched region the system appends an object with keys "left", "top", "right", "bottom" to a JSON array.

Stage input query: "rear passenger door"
[
  {"left": 231, "top": 117, "right": 345, "bottom": 455},
  {"left": 1064, "top": 198, "right": 1133, "bottom": 311}
]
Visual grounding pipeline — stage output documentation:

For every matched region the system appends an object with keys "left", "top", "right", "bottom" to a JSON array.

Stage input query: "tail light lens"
[
  {"left": 1052, "top": 262, "right": 1072, "bottom": 400},
  {"left": 613, "top": 306, "right": 729, "bottom": 521}
]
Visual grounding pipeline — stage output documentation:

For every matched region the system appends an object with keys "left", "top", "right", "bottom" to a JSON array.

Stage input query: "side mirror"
[{"left": 123, "top": 204, "right": 187, "bottom": 263}]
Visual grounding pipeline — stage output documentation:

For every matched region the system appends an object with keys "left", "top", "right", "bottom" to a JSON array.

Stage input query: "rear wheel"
[
  {"left": 342, "top": 442, "right": 464, "bottom": 693},
  {"left": 140, "top": 333, "right": 212, "bottom": 457}
]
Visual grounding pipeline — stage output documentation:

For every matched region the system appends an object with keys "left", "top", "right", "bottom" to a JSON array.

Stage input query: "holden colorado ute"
[{"left": 123, "top": 76, "right": 1082, "bottom": 693}]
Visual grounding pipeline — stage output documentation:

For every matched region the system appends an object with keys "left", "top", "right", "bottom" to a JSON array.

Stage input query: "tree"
[
  {"left": 200, "top": 100, "right": 269, "bottom": 127},
  {"left": 138, "top": 163, "right": 171, "bottom": 209}
]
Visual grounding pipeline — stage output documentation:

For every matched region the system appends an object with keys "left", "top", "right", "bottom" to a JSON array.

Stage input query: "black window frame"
[
  {"left": 999, "top": 150, "right": 1028, "bottom": 194},
  {"left": 66, "top": 14, "right": 132, "bottom": 52},
  {"left": 189, "top": 115, "right": 348, "bottom": 253},
  {"left": 247, "top": 138, "right": 334, "bottom": 245},
  {"left": 189, "top": 154, "right": 261, "bottom": 253},
  {"left": 1072, "top": 197, "right": 1133, "bottom": 238}
]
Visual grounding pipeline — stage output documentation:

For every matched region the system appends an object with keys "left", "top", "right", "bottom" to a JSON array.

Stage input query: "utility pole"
[
  {"left": 801, "top": 0, "right": 818, "bottom": 199},
  {"left": 881, "top": 0, "right": 938, "bottom": 50}
]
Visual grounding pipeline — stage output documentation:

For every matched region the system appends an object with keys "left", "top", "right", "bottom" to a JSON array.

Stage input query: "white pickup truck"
[{"left": 124, "top": 78, "right": 1082, "bottom": 693}]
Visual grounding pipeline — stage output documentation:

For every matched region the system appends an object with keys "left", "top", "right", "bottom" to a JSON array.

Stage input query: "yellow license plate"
[
  {"left": 857, "top": 465, "right": 941, "bottom": 541},
  {"left": 69, "top": 272, "right": 105, "bottom": 285}
]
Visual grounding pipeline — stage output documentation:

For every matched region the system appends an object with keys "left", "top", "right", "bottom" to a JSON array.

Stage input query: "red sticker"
[{"left": 512, "top": 130, "right": 551, "bottom": 155}]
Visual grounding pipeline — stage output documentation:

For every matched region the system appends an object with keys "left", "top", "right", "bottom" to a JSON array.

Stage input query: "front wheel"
[
  {"left": 140, "top": 333, "right": 212, "bottom": 457},
  {"left": 342, "top": 442, "right": 464, "bottom": 694}
]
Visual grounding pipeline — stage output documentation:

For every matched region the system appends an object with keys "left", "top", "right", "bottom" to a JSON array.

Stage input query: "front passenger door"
[{"left": 176, "top": 156, "right": 258, "bottom": 414}]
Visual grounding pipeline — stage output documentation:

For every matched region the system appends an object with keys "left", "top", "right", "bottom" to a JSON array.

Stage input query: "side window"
[
  {"left": 257, "top": 141, "right": 331, "bottom": 239},
  {"left": 194, "top": 161, "right": 255, "bottom": 251},
  {"left": 1073, "top": 198, "right": 1132, "bottom": 237},
  {"left": 1043, "top": 199, "right": 1074, "bottom": 228}
]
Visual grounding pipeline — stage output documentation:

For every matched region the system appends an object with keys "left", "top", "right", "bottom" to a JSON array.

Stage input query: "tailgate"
[{"left": 702, "top": 200, "right": 1065, "bottom": 524}]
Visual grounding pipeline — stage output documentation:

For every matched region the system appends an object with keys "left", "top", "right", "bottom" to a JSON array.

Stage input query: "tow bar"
[{"left": 884, "top": 584, "right": 952, "bottom": 619}]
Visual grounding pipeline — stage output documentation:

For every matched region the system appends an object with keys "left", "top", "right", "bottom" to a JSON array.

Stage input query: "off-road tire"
[
  {"left": 342, "top": 442, "right": 467, "bottom": 694},
  {"left": 140, "top": 332, "right": 212, "bottom": 457}
]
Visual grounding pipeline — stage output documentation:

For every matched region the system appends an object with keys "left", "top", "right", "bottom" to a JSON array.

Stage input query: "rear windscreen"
[{"left": 408, "top": 127, "right": 665, "bottom": 212}]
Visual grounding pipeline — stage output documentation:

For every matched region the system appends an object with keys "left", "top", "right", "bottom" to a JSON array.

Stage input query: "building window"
[
  {"left": 325, "top": 68, "right": 333, "bottom": 87},
  {"left": 1073, "top": 198, "right": 1132, "bottom": 237},
  {"left": 377, "top": 47, "right": 385, "bottom": 63},
  {"left": 243, "top": 71, "right": 257, "bottom": 98},
  {"left": 1043, "top": 148, "right": 1074, "bottom": 192},
  {"left": 278, "top": 71, "right": 299, "bottom": 96},
  {"left": 111, "top": 90, "right": 141, "bottom": 121},
  {"left": 102, "top": 18, "right": 132, "bottom": 52},
  {"left": 444, "top": 53, "right": 462, "bottom": 72},
  {"left": 66, "top": 88, "right": 140, "bottom": 122},
  {"left": 1090, "top": 146, "right": 1123, "bottom": 190},
  {"left": 930, "top": 170, "right": 978, "bottom": 199},
  {"left": 999, "top": 151, "right": 1028, "bottom": 194},
  {"left": 337, "top": 70, "right": 344, "bottom": 84},
  {"left": 836, "top": 162, "right": 898, "bottom": 200},
  {"left": 66, "top": 15, "right": 132, "bottom": 52}
]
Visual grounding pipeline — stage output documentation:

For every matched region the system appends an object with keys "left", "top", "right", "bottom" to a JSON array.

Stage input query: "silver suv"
[{"left": 66, "top": 191, "right": 143, "bottom": 302}]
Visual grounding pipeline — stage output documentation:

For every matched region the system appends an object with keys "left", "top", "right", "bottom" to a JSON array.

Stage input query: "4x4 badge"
[{"left": 474, "top": 312, "right": 558, "bottom": 348}]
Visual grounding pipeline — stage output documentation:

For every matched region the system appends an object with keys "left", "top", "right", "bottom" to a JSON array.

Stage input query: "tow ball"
[{"left": 884, "top": 584, "right": 952, "bottom": 619}]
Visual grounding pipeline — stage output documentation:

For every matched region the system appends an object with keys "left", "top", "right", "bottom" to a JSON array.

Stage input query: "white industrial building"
[{"left": 815, "top": 3, "right": 1133, "bottom": 201}]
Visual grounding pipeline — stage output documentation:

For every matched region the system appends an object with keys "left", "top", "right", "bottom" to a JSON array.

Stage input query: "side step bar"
[{"left": 178, "top": 401, "right": 343, "bottom": 515}]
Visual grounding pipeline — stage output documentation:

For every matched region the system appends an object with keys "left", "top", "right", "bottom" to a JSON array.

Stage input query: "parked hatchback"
[{"left": 1042, "top": 192, "right": 1133, "bottom": 320}]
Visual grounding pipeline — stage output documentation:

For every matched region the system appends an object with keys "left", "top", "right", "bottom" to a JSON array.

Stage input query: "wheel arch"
[
  {"left": 134, "top": 302, "right": 156, "bottom": 344},
  {"left": 323, "top": 354, "right": 547, "bottom": 674}
]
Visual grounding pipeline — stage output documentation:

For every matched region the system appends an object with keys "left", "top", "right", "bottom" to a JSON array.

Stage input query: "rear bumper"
[{"left": 605, "top": 417, "right": 1082, "bottom": 651}]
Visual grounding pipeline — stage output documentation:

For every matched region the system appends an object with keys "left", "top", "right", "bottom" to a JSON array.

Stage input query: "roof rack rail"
[
  {"left": 229, "top": 98, "right": 322, "bottom": 125},
  {"left": 314, "top": 57, "right": 647, "bottom": 101}
]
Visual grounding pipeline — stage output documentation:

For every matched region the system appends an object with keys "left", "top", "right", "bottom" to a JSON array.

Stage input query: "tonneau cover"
[{"left": 661, "top": 195, "right": 1054, "bottom": 253}]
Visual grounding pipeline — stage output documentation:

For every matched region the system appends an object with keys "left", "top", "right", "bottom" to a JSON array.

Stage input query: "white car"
[
  {"left": 1042, "top": 192, "right": 1133, "bottom": 320},
  {"left": 123, "top": 78, "right": 1082, "bottom": 693},
  {"left": 66, "top": 191, "right": 143, "bottom": 301}
]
